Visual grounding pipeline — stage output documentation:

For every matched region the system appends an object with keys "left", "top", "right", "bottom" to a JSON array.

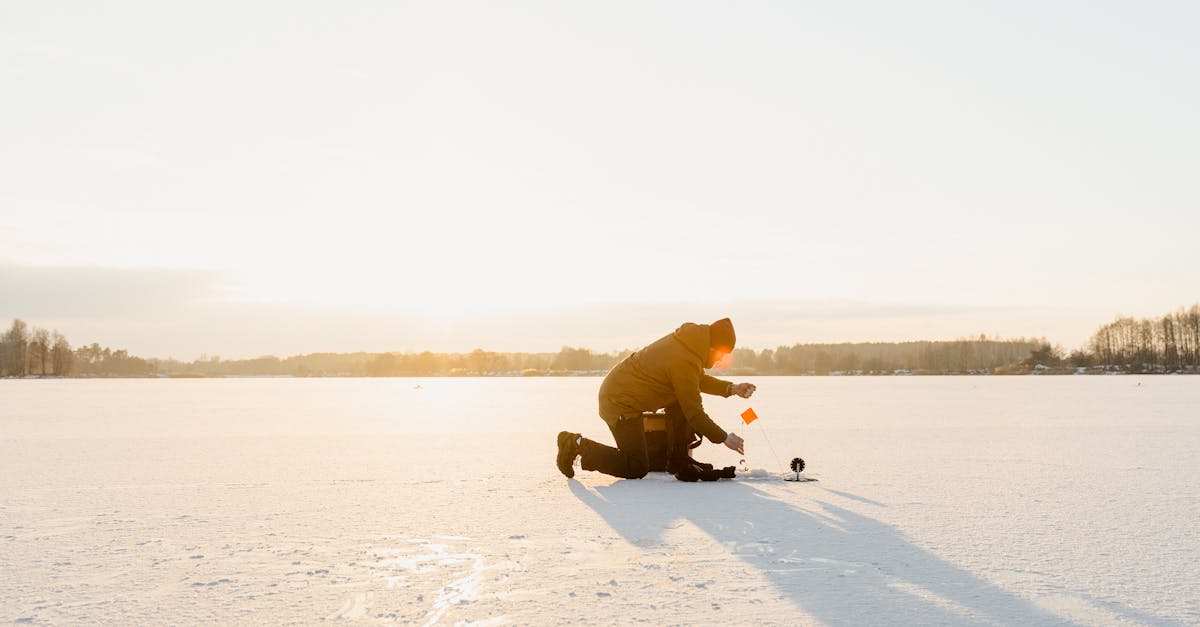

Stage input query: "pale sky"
[{"left": 2, "top": 1, "right": 1198, "bottom": 359}]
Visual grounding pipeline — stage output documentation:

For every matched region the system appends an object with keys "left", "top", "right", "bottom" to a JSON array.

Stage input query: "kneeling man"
[{"left": 556, "top": 318, "right": 755, "bottom": 479}]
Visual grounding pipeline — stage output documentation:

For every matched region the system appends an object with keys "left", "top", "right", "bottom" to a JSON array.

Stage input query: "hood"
[{"left": 672, "top": 323, "right": 712, "bottom": 363}]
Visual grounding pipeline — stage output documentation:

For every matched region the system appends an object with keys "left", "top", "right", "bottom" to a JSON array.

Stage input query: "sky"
[{"left": 2, "top": 1, "right": 1198, "bottom": 359}]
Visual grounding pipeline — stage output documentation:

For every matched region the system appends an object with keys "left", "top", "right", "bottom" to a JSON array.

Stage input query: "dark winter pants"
[
  {"left": 580, "top": 415, "right": 648, "bottom": 479},
  {"left": 579, "top": 404, "right": 690, "bottom": 479}
]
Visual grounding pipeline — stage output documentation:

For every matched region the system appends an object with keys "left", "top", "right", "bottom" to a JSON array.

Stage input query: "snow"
[{"left": 1, "top": 377, "right": 1197, "bottom": 625}]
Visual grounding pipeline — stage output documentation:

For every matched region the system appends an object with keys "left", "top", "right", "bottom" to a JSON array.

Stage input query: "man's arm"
[
  {"left": 668, "top": 368, "right": 727, "bottom": 444},
  {"left": 701, "top": 375, "right": 757, "bottom": 399},
  {"left": 700, "top": 374, "right": 731, "bottom": 397}
]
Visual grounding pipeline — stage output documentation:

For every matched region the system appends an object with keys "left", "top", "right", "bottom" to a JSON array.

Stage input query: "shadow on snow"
[{"left": 570, "top": 476, "right": 1076, "bottom": 626}]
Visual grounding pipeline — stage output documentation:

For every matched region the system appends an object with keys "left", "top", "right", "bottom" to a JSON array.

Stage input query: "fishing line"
[
  {"left": 738, "top": 407, "right": 789, "bottom": 476},
  {"left": 756, "top": 420, "right": 786, "bottom": 475}
]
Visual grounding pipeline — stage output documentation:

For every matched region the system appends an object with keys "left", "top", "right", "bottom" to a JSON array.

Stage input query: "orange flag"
[{"left": 740, "top": 408, "right": 758, "bottom": 425}]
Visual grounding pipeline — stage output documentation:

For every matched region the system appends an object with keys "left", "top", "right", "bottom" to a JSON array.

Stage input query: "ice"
[{"left": 1, "top": 376, "right": 1198, "bottom": 624}]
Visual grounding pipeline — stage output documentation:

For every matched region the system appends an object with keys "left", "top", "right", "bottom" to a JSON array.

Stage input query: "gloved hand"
[{"left": 673, "top": 460, "right": 737, "bottom": 482}]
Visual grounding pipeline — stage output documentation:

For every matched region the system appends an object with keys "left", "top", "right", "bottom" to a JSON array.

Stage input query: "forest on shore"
[{"left": 2, "top": 304, "right": 1198, "bottom": 378}]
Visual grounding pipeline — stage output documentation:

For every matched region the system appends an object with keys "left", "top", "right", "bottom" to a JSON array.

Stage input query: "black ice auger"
[{"left": 784, "top": 456, "right": 817, "bottom": 482}]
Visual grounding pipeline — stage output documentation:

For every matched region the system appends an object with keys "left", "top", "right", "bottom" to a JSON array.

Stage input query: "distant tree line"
[
  {"left": 3, "top": 305, "right": 1197, "bottom": 378},
  {"left": 73, "top": 342, "right": 154, "bottom": 376},
  {"left": 0, "top": 318, "right": 152, "bottom": 377},
  {"left": 148, "top": 347, "right": 629, "bottom": 378},
  {"left": 1, "top": 319, "right": 74, "bottom": 376},
  {"left": 725, "top": 336, "right": 1046, "bottom": 375},
  {"left": 1077, "top": 304, "right": 1200, "bottom": 372},
  {"left": 148, "top": 339, "right": 1048, "bottom": 377}
]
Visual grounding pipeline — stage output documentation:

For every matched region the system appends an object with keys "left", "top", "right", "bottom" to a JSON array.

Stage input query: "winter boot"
[
  {"left": 556, "top": 431, "right": 581, "bottom": 478},
  {"left": 673, "top": 459, "right": 737, "bottom": 482},
  {"left": 673, "top": 461, "right": 701, "bottom": 482}
]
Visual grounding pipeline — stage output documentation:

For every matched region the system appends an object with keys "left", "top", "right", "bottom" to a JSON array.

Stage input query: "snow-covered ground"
[{"left": 1, "top": 377, "right": 1197, "bottom": 625}]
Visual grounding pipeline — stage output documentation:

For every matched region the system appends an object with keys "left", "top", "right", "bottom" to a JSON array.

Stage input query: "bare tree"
[
  {"left": 1086, "top": 304, "right": 1200, "bottom": 371},
  {"left": 51, "top": 331, "right": 73, "bottom": 376},
  {"left": 2, "top": 319, "right": 30, "bottom": 377},
  {"left": 31, "top": 327, "right": 50, "bottom": 376}
]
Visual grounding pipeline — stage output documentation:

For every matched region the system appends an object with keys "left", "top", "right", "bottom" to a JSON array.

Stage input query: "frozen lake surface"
[{"left": 2, "top": 376, "right": 1197, "bottom": 625}]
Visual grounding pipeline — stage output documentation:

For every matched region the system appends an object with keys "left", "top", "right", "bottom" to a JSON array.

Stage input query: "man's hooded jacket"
[{"left": 598, "top": 322, "right": 732, "bottom": 444}]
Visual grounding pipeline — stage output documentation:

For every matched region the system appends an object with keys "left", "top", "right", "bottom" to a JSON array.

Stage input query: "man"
[{"left": 556, "top": 318, "right": 756, "bottom": 480}]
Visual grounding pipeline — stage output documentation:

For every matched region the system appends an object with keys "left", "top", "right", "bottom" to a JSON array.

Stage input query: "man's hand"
[
  {"left": 730, "top": 383, "right": 756, "bottom": 399},
  {"left": 724, "top": 432, "right": 745, "bottom": 455}
]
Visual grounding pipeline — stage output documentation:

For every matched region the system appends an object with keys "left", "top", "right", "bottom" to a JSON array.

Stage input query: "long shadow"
[
  {"left": 822, "top": 487, "right": 888, "bottom": 508},
  {"left": 570, "top": 477, "right": 1079, "bottom": 626}
]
